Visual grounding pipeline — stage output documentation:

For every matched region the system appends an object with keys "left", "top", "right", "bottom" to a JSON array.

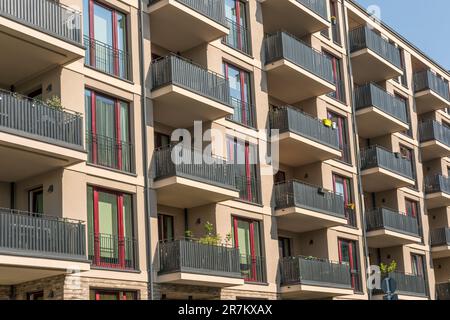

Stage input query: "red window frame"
[
  {"left": 332, "top": 174, "right": 352, "bottom": 206},
  {"left": 338, "top": 238, "right": 359, "bottom": 290},
  {"left": 233, "top": 216, "right": 260, "bottom": 282},
  {"left": 405, "top": 198, "right": 418, "bottom": 218}
]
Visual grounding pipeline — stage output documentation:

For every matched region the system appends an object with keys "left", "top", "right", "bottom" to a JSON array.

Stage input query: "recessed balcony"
[
  {"left": 365, "top": 208, "right": 421, "bottom": 248},
  {"left": 264, "top": 32, "right": 335, "bottom": 103},
  {"left": 260, "top": 0, "right": 330, "bottom": 37},
  {"left": 436, "top": 282, "right": 450, "bottom": 300},
  {"left": 153, "top": 144, "right": 239, "bottom": 208},
  {"left": 414, "top": 70, "right": 450, "bottom": 114},
  {"left": 274, "top": 180, "right": 348, "bottom": 233},
  {"left": 269, "top": 106, "right": 342, "bottom": 166},
  {"left": 425, "top": 175, "right": 450, "bottom": 209},
  {"left": 0, "top": 90, "right": 86, "bottom": 182},
  {"left": 150, "top": 55, "right": 234, "bottom": 128},
  {"left": 349, "top": 26, "right": 403, "bottom": 84},
  {"left": 354, "top": 83, "right": 409, "bottom": 138},
  {"left": 148, "top": 0, "right": 229, "bottom": 52},
  {"left": 373, "top": 272, "right": 427, "bottom": 299},
  {"left": 430, "top": 228, "right": 450, "bottom": 259},
  {"left": 419, "top": 121, "right": 450, "bottom": 162},
  {"left": 360, "top": 146, "right": 415, "bottom": 192}
]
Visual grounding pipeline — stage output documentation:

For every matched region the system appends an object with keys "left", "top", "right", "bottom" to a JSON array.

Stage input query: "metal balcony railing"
[
  {"left": 419, "top": 120, "right": 450, "bottom": 147},
  {"left": 264, "top": 31, "right": 334, "bottom": 84},
  {"left": 88, "top": 233, "right": 137, "bottom": 270},
  {"left": 226, "top": 97, "right": 256, "bottom": 128},
  {"left": 354, "top": 83, "right": 408, "bottom": 123},
  {"left": 349, "top": 25, "right": 401, "bottom": 69},
  {"left": 436, "top": 282, "right": 450, "bottom": 300},
  {"left": 424, "top": 175, "right": 450, "bottom": 195},
  {"left": 360, "top": 145, "right": 414, "bottom": 179},
  {"left": 269, "top": 106, "right": 340, "bottom": 149},
  {"left": 365, "top": 208, "right": 420, "bottom": 237},
  {"left": 235, "top": 175, "right": 261, "bottom": 205},
  {"left": 379, "top": 272, "right": 427, "bottom": 297},
  {"left": 223, "top": 18, "right": 251, "bottom": 55},
  {"left": 240, "top": 254, "right": 266, "bottom": 283},
  {"left": 151, "top": 55, "right": 231, "bottom": 107},
  {"left": 430, "top": 228, "right": 450, "bottom": 246},
  {"left": 0, "top": 0, "right": 82, "bottom": 44},
  {"left": 280, "top": 256, "right": 352, "bottom": 288},
  {"left": 414, "top": 69, "right": 450, "bottom": 101},
  {"left": 274, "top": 180, "right": 346, "bottom": 218},
  {"left": 158, "top": 239, "right": 242, "bottom": 279},
  {"left": 296, "top": 0, "right": 328, "bottom": 20},
  {"left": 0, "top": 208, "right": 86, "bottom": 260},
  {"left": 0, "top": 89, "right": 83, "bottom": 148}
]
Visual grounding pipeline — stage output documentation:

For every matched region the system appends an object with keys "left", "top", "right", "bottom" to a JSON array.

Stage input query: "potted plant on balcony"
[
  {"left": 380, "top": 260, "right": 397, "bottom": 276},
  {"left": 323, "top": 118, "right": 333, "bottom": 128},
  {"left": 199, "top": 221, "right": 222, "bottom": 246}
]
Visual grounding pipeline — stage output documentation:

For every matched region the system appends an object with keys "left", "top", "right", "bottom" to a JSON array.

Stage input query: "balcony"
[
  {"left": 365, "top": 208, "right": 421, "bottom": 248},
  {"left": 263, "top": 32, "right": 335, "bottom": 103},
  {"left": 0, "top": 90, "right": 86, "bottom": 182},
  {"left": 157, "top": 239, "right": 244, "bottom": 287},
  {"left": 354, "top": 83, "right": 409, "bottom": 138},
  {"left": 148, "top": 0, "right": 229, "bottom": 52},
  {"left": 153, "top": 144, "right": 239, "bottom": 208},
  {"left": 0, "top": 208, "right": 89, "bottom": 285},
  {"left": 430, "top": 228, "right": 450, "bottom": 259},
  {"left": 0, "top": 0, "right": 84, "bottom": 85},
  {"left": 88, "top": 233, "right": 137, "bottom": 271},
  {"left": 273, "top": 180, "right": 348, "bottom": 233},
  {"left": 414, "top": 70, "right": 450, "bottom": 114},
  {"left": 226, "top": 97, "right": 256, "bottom": 128},
  {"left": 374, "top": 272, "right": 427, "bottom": 299},
  {"left": 260, "top": 0, "right": 330, "bottom": 37},
  {"left": 349, "top": 26, "right": 403, "bottom": 84},
  {"left": 269, "top": 106, "right": 341, "bottom": 166},
  {"left": 424, "top": 175, "right": 450, "bottom": 209},
  {"left": 436, "top": 282, "right": 450, "bottom": 300},
  {"left": 360, "top": 146, "right": 415, "bottom": 192},
  {"left": 279, "top": 256, "right": 353, "bottom": 299},
  {"left": 150, "top": 55, "right": 233, "bottom": 128},
  {"left": 419, "top": 121, "right": 450, "bottom": 162},
  {"left": 222, "top": 19, "right": 251, "bottom": 55}
]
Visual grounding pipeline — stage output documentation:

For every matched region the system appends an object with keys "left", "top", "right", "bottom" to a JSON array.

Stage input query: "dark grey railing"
[
  {"left": 280, "top": 256, "right": 352, "bottom": 288},
  {"left": 349, "top": 25, "right": 401, "bottom": 68},
  {"left": 158, "top": 239, "right": 242, "bottom": 279},
  {"left": 269, "top": 106, "right": 340, "bottom": 149},
  {"left": 430, "top": 228, "right": 450, "bottom": 246},
  {"left": 345, "top": 208, "right": 357, "bottom": 228},
  {"left": 0, "top": 0, "right": 82, "bottom": 44},
  {"left": 274, "top": 180, "right": 346, "bottom": 218},
  {"left": 235, "top": 175, "right": 261, "bottom": 204},
  {"left": 223, "top": 18, "right": 251, "bottom": 55},
  {"left": 226, "top": 97, "right": 256, "bottom": 128},
  {"left": 0, "top": 208, "right": 86, "bottom": 260},
  {"left": 84, "top": 36, "right": 130, "bottom": 80},
  {"left": 153, "top": 144, "right": 237, "bottom": 190},
  {"left": 296, "top": 0, "right": 328, "bottom": 20},
  {"left": 419, "top": 120, "right": 450, "bottom": 147},
  {"left": 86, "top": 132, "right": 134, "bottom": 173},
  {"left": 365, "top": 208, "right": 419, "bottom": 236},
  {"left": 436, "top": 282, "right": 450, "bottom": 300},
  {"left": 355, "top": 83, "right": 408, "bottom": 123},
  {"left": 380, "top": 272, "right": 427, "bottom": 297},
  {"left": 360, "top": 145, "right": 414, "bottom": 179},
  {"left": 414, "top": 69, "right": 450, "bottom": 101},
  {"left": 88, "top": 233, "right": 137, "bottom": 270},
  {"left": 0, "top": 89, "right": 83, "bottom": 148},
  {"left": 264, "top": 31, "right": 334, "bottom": 84},
  {"left": 148, "top": 0, "right": 227, "bottom": 26},
  {"left": 424, "top": 175, "right": 450, "bottom": 195},
  {"left": 151, "top": 55, "right": 231, "bottom": 107},
  {"left": 240, "top": 254, "right": 266, "bottom": 283}
]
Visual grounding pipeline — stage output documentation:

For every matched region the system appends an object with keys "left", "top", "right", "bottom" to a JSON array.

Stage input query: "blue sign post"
[{"left": 381, "top": 277, "right": 398, "bottom": 300}]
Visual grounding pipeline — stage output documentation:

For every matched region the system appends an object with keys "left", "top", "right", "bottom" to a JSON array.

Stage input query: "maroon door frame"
[
  {"left": 338, "top": 238, "right": 359, "bottom": 289},
  {"left": 233, "top": 216, "right": 258, "bottom": 282}
]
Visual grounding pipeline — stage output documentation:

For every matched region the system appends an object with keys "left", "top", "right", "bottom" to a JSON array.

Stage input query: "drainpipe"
[
  {"left": 341, "top": 2, "right": 372, "bottom": 300},
  {"left": 138, "top": 0, "right": 154, "bottom": 300},
  {"left": 10, "top": 182, "right": 15, "bottom": 209}
]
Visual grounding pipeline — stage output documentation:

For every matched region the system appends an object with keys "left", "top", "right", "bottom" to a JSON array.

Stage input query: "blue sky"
[{"left": 355, "top": 0, "right": 450, "bottom": 70}]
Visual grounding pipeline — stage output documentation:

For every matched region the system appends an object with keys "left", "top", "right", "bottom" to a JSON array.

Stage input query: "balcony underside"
[
  {"left": 0, "top": 132, "right": 86, "bottom": 182},
  {"left": 280, "top": 283, "right": 353, "bottom": 300},
  {"left": 0, "top": 254, "right": 89, "bottom": 285},
  {"left": 261, "top": 0, "right": 330, "bottom": 37},
  {"left": 154, "top": 176, "right": 239, "bottom": 208},
  {"left": 148, "top": 0, "right": 229, "bottom": 52},
  {"left": 350, "top": 49, "right": 403, "bottom": 85},
  {"left": 151, "top": 85, "right": 233, "bottom": 128},
  {"left": 277, "top": 132, "right": 341, "bottom": 167},
  {"left": 431, "top": 245, "right": 450, "bottom": 259},
  {"left": 415, "top": 89, "right": 450, "bottom": 115},
  {"left": 372, "top": 292, "right": 428, "bottom": 300},
  {"left": 426, "top": 192, "right": 450, "bottom": 210},
  {"left": 275, "top": 207, "right": 347, "bottom": 233},
  {"left": 366, "top": 229, "right": 422, "bottom": 248},
  {"left": 420, "top": 140, "right": 450, "bottom": 162},
  {"left": 265, "top": 59, "right": 335, "bottom": 104},
  {"left": 0, "top": 17, "right": 84, "bottom": 86},
  {"left": 361, "top": 167, "right": 415, "bottom": 193},
  {"left": 156, "top": 272, "right": 244, "bottom": 288},
  {"left": 356, "top": 107, "right": 409, "bottom": 139}
]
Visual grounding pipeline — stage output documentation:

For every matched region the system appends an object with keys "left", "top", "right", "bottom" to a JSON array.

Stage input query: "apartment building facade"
[{"left": 0, "top": 0, "right": 449, "bottom": 300}]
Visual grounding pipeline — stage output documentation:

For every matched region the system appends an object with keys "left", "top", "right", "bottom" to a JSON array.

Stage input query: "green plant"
[
  {"left": 380, "top": 260, "right": 397, "bottom": 274},
  {"left": 184, "top": 230, "right": 193, "bottom": 240},
  {"left": 198, "top": 221, "right": 221, "bottom": 246},
  {"left": 45, "top": 95, "right": 63, "bottom": 110}
]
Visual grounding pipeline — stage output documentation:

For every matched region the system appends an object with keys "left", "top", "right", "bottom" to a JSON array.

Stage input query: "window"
[
  {"left": 155, "top": 132, "right": 171, "bottom": 149},
  {"left": 223, "top": 62, "right": 255, "bottom": 127},
  {"left": 85, "top": 89, "right": 132, "bottom": 172},
  {"left": 396, "top": 94, "right": 412, "bottom": 138},
  {"left": 324, "top": 52, "right": 346, "bottom": 103},
  {"left": 405, "top": 198, "right": 418, "bottom": 218},
  {"left": 328, "top": 111, "right": 351, "bottom": 164},
  {"left": 395, "top": 49, "right": 408, "bottom": 88},
  {"left": 227, "top": 136, "right": 260, "bottom": 203},
  {"left": 158, "top": 214, "right": 174, "bottom": 242},
  {"left": 83, "top": 0, "right": 128, "bottom": 78},
  {"left": 233, "top": 217, "right": 264, "bottom": 282},
  {"left": 29, "top": 187, "right": 44, "bottom": 215},
  {"left": 322, "top": 0, "right": 341, "bottom": 45},
  {"left": 87, "top": 186, "right": 135, "bottom": 270},
  {"left": 333, "top": 174, "right": 356, "bottom": 227},
  {"left": 400, "top": 145, "right": 417, "bottom": 188},
  {"left": 338, "top": 239, "right": 361, "bottom": 292},
  {"left": 411, "top": 254, "right": 425, "bottom": 277},
  {"left": 223, "top": 0, "right": 250, "bottom": 54},
  {"left": 278, "top": 237, "right": 291, "bottom": 258},
  {"left": 90, "top": 290, "right": 137, "bottom": 300},
  {"left": 27, "top": 291, "right": 44, "bottom": 300}
]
